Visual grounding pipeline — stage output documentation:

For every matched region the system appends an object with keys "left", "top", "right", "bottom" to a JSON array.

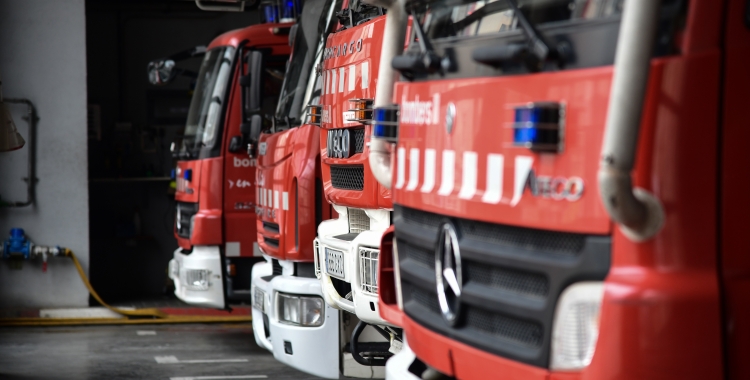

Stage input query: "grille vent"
[
  {"left": 348, "top": 208, "right": 370, "bottom": 234},
  {"left": 330, "top": 165, "right": 364, "bottom": 190},
  {"left": 272, "top": 259, "right": 283, "bottom": 275},
  {"left": 353, "top": 129, "right": 365, "bottom": 153},
  {"left": 359, "top": 247, "right": 379, "bottom": 294}
]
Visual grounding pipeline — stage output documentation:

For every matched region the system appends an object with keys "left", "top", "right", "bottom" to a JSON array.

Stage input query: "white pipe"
[
  {"left": 365, "top": 0, "right": 407, "bottom": 189},
  {"left": 598, "top": 0, "right": 664, "bottom": 242}
]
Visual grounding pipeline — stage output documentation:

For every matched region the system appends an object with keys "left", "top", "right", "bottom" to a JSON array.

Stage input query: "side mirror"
[
  {"left": 228, "top": 136, "right": 244, "bottom": 153},
  {"left": 246, "top": 51, "right": 264, "bottom": 113},
  {"left": 147, "top": 59, "right": 177, "bottom": 85},
  {"left": 288, "top": 24, "right": 299, "bottom": 47},
  {"left": 243, "top": 114, "right": 263, "bottom": 157}
]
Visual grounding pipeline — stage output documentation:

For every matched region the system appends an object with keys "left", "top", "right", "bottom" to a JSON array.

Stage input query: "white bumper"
[
  {"left": 315, "top": 207, "right": 391, "bottom": 326},
  {"left": 252, "top": 257, "right": 341, "bottom": 379},
  {"left": 385, "top": 337, "right": 421, "bottom": 380},
  {"left": 169, "top": 246, "right": 225, "bottom": 309}
]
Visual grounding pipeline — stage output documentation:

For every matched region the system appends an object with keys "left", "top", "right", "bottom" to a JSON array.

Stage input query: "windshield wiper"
[{"left": 472, "top": 0, "right": 564, "bottom": 71}]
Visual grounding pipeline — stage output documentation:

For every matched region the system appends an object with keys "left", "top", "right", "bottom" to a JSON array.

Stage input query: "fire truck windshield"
[
  {"left": 181, "top": 45, "right": 236, "bottom": 158},
  {"left": 275, "top": 0, "right": 339, "bottom": 129},
  {"left": 415, "top": 0, "right": 623, "bottom": 40}
]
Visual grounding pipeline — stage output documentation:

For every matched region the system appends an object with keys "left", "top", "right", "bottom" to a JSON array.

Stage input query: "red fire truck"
[
  {"left": 310, "top": 0, "right": 406, "bottom": 376},
  {"left": 157, "top": 20, "right": 292, "bottom": 309},
  {"left": 248, "top": 0, "right": 343, "bottom": 376},
  {"left": 367, "top": 0, "right": 750, "bottom": 379}
]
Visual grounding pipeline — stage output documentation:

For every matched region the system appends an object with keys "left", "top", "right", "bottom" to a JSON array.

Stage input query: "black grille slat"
[
  {"left": 457, "top": 218, "right": 585, "bottom": 257},
  {"left": 399, "top": 242, "right": 434, "bottom": 269},
  {"left": 394, "top": 204, "right": 611, "bottom": 368},
  {"left": 330, "top": 165, "right": 364, "bottom": 190},
  {"left": 466, "top": 263, "right": 549, "bottom": 298},
  {"left": 353, "top": 129, "right": 365, "bottom": 153},
  {"left": 262, "top": 221, "right": 280, "bottom": 234},
  {"left": 466, "top": 308, "right": 543, "bottom": 348},
  {"left": 264, "top": 237, "right": 279, "bottom": 248},
  {"left": 271, "top": 259, "right": 283, "bottom": 275}
]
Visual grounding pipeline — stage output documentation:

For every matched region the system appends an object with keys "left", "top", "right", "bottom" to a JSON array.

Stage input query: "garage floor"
[{"left": 0, "top": 323, "right": 322, "bottom": 380}]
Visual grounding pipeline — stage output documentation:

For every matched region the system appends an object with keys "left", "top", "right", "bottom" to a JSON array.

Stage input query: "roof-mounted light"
[
  {"left": 372, "top": 105, "right": 399, "bottom": 143},
  {"left": 512, "top": 102, "right": 563, "bottom": 152}
]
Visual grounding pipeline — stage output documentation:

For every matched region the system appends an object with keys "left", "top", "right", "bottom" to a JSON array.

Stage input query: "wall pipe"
[
  {"left": 2, "top": 98, "right": 37, "bottom": 208},
  {"left": 365, "top": 0, "right": 407, "bottom": 189},
  {"left": 598, "top": 0, "right": 664, "bottom": 242}
]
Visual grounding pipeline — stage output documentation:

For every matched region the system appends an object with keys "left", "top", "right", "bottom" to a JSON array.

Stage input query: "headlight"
[
  {"left": 550, "top": 282, "right": 605, "bottom": 371},
  {"left": 359, "top": 246, "right": 379, "bottom": 294},
  {"left": 184, "top": 269, "right": 211, "bottom": 291},
  {"left": 253, "top": 287, "right": 266, "bottom": 313},
  {"left": 277, "top": 293, "right": 324, "bottom": 327}
]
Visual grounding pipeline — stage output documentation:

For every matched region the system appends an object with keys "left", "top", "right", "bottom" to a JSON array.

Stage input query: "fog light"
[
  {"left": 253, "top": 287, "right": 266, "bottom": 313},
  {"left": 169, "top": 259, "right": 179, "bottom": 280},
  {"left": 184, "top": 269, "right": 210, "bottom": 291},
  {"left": 550, "top": 282, "right": 604, "bottom": 371},
  {"left": 277, "top": 293, "right": 324, "bottom": 327}
]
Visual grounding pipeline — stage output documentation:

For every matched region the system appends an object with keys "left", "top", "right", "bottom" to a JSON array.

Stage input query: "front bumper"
[
  {"left": 385, "top": 336, "right": 422, "bottom": 380},
  {"left": 252, "top": 257, "right": 341, "bottom": 379},
  {"left": 169, "top": 245, "right": 225, "bottom": 309},
  {"left": 316, "top": 216, "right": 390, "bottom": 326}
]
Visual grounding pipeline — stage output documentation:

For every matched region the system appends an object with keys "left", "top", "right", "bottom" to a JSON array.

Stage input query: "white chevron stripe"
[
  {"left": 338, "top": 67, "right": 345, "bottom": 93},
  {"left": 361, "top": 61, "right": 369, "bottom": 89},
  {"left": 437, "top": 150, "right": 455, "bottom": 196},
  {"left": 481, "top": 154, "right": 504, "bottom": 204},
  {"left": 330, "top": 70, "right": 336, "bottom": 94},
  {"left": 348, "top": 65, "right": 356, "bottom": 92},
  {"left": 395, "top": 147, "right": 406, "bottom": 189},
  {"left": 282, "top": 191, "right": 289, "bottom": 211},
  {"left": 421, "top": 149, "right": 436, "bottom": 193},
  {"left": 510, "top": 156, "right": 534, "bottom": 206},
  {"left": 406, "top": 148, "right": 420, "bottom": 191},
  {"left": 458, "top": 152, "right": 478, "bottom": 199},
  {"left": 274, "top": 190, "right": 279, "bottom": 209}
]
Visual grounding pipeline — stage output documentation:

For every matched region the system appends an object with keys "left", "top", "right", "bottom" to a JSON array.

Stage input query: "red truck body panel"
[
  {"left": 381, "top": 0, "right": 745, "bottom": 378},
  {"left": 256, "top": 124, "right": 324, "bottom": 262},
  {"left": 173, "top": 23, "right": 292, "bottom": 257},
  {"left": 320, "top": 15, "right": 392, "bottom": 210}
]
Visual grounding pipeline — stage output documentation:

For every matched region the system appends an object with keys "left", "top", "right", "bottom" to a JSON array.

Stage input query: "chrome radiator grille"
[
  {"left": 347, "top": 208, "right": 370, "bottom": 234},
  {"left": 359, "top": 246, "right": 379, "bottom": 294}
]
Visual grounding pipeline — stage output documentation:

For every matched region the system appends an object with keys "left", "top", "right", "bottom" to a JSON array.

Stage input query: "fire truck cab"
[
  {"left": 162, "top": 21, "right": 292, "bottom": 309},
  {"left": 365, "top": 0, "right": 750, "bottom": 379}
]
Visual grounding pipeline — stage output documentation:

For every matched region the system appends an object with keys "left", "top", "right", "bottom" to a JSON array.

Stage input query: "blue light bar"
[
  {"left": 512, "top": 102, "right": 562, "bottom": 152},
  {"left": 372, "top": 105, "right": 400, "bottom": 143},
  {"left": 263, "top": 4, "right": 279, "bottom": 23},
  {"left": 183, "top": 169, "right": 192, "bottom": 182}
]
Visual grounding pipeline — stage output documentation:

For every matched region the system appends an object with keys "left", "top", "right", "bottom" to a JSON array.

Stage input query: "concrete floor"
[{"left": 0, "top": 323, "right": 322, "bottom": 380}]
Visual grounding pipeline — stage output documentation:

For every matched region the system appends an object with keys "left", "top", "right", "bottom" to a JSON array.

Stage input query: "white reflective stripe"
[
  {"left": 458, "top": 151, "right": 478, "bottom": 199},
  {"left": 282, "top": 192, "right": 289, "bottom": 211},
  {"left": 421, "top": 149, "right": 436, "bottom": 193},
  {"left": 395, "top": 147, "right": 406, "bottom": 189},
  {"left": 349, "top": 65, "right": 356, "bottom": 92},
  {"left": 330, "top": 70, "right": 336, "bottom": 94},
  {"left": 257, "top": 186, "right": 260, "bottom": 205},
  {"left": 322, "top": 71, "right": 326, "bottom": 95},
  {"left": 274, "top": 190, "right": 279, "bottom": 209},
  {"left": 361, "top": 61, "right": 369, "bottom": 89},
  {"left": 260, "top": 188, "right": 265, "bottom": 206},
  {"left": 406, "top": 148, "right": 420, "bottom": 191},
  {"left": 510, "top": 156, "right": 534, "bottom": 206},
  {"left": 338, "top": 67, "right": 345, "bottom": 93},
  {"left": 437, "top": 150, "right": 455, "bottom": 196},
  {"left": 482, "top": 154, "right": 504, "bottom": 204}
]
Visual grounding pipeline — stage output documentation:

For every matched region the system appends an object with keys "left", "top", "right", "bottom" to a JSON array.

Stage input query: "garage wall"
[{"left": 0, "top": 0, "right": 90, "bottom": 308}]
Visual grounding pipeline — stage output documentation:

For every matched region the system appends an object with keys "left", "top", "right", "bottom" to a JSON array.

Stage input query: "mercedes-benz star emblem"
[
  {"left": 445, "top": 102, "right": 456, "bottom": 134},
  {"left": 435, "top": 222, "right": 462, "bottom": 326}
]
